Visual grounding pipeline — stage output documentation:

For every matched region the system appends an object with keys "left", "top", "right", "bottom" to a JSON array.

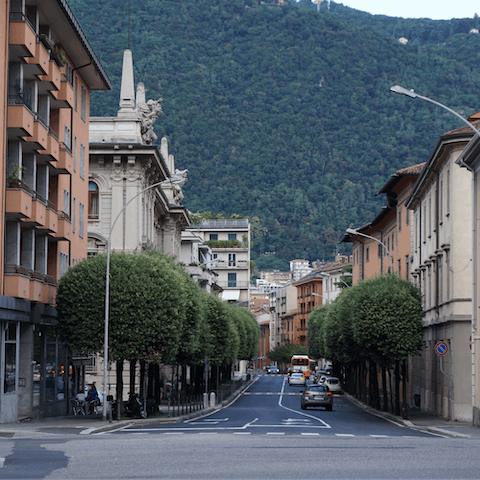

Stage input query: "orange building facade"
[
  {"left": 342, "top": 163, "right": 425, "bottom": 284},
  {"left": 292, "top": 273, "right": 324, "bottom": 346},
  {"left": 1, "top": 0, "right": 110, "bottom": 422}
]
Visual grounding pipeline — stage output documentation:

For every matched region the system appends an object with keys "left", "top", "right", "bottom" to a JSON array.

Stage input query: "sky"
[{"left": 328, "top": 1, "right": 479, "bottom": 20}]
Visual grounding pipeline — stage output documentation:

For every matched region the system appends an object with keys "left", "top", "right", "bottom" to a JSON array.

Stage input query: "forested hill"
[{"left": 68, "top": 0, "right": 480, "bottom": 271}]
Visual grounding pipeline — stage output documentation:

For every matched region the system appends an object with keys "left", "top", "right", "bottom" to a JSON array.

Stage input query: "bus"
[{"left": 290, "top": 355, "right": 312, "bottom": 378}]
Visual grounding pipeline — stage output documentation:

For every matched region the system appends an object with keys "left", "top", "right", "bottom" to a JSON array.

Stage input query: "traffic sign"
[{"left": 435, "top": 342, "right": 448, "bottom": 356}]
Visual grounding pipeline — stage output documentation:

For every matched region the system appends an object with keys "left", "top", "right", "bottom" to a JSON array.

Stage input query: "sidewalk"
[
  {"left": 345, "top": 393, "right": 480, "bottom": 438},
  {"left": 0, "top": 380, "right": 253, "bottom": 438}
]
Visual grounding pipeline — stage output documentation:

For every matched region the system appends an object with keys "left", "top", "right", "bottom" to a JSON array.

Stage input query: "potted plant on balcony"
[
  {"left": 52, "top": 44, "right": 66, "bottom": 67},
  {"left": 7, "top": 165, "right": 26, "bottom": 188}
]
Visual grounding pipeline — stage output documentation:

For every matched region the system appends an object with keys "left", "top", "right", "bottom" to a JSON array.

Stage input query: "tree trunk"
[
  {"left": 371, "top": 362, "right": 380, "bottom": 410},
  {"left": 116, "top": 359, "right": 124, "bottom": 418},
  {"left": 129, "top": 359, "right": 136, "bottom": 395},
  {"left": 382, "top": 366, "right": 388, "bottom": 412},
  {"left": 394, "top": 362, "right": 401, "bottom": 416},
  {"left": 139, "top": 360, "right": 146, "bottom": 398}
]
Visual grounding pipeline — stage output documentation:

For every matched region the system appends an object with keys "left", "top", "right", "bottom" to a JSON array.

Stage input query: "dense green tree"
[{"left": 268, "top": 344, "right": 308, "bottom": 365}]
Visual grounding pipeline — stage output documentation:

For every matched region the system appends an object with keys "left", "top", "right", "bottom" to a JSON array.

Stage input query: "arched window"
[{"left": 88, "top": 181, "right": 99, "bottom": 219}]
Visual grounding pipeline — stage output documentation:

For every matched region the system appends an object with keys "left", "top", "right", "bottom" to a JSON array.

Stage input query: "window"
[
  {"left": 60, "top": 252, "right": 69, "bottom": 277},
  {"left": 64, "top": 125, "right": 71, "bottom": 151},
  {"left": 378, "top": 244, "right": 382, "bottom": 258},
  {"left": 4, "top": 323, "right": 18, "bottom": 394},
  {"left": 209, "top": 234, "right": 218, "bottom": 241},
  {"left": 398, "top": 209, "right": 402, "bottom": 231},
  {"left": 73, "top": 136, "right": 77, "bottom": 172},
  {"left": 72, "top": 197, "right": 76, "bottom": 233},
  {"left": 74, "top": 75, "right": 78, "bottom": 111},
  {"left": 366, "top": 246, "right": 369, "bottom": 262},
  {"left": 63, "top": 189, "right": 70, "bottom": 216},
  {"left": 80, "top": 143, "right": 85, "bottom": 179},
  {"left": 228, "top": 273, "right": 237, "bottom": 287},
  {"left": 228, "top": 234, "right": 237, "bottom": 240},
  {"left": 81, "top": 84, "right": 87, "bottom": 121},
  {"left": 88, "top": 182, "right": 99, "bottom": 219},
  {"left": 228, "top": 253, "right": 236, "bottom": 267},
  {"left": 79, "top": 202, "right": 84, "bottom": 238}
]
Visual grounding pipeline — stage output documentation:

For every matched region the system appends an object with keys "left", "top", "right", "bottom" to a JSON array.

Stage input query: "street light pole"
[
  {"left": 390, "top": 85, "right": 480, "bottom": 140},
  {"left": 346, "top": 228, "right": 393, "bottom": 272},
  {"left": 103, "top": 176, "right": 182, "bottom": 421}
]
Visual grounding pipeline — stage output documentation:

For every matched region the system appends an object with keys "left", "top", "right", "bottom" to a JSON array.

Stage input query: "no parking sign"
[{"left": 435, "top": 342, "right": 448, "bottom": 356}]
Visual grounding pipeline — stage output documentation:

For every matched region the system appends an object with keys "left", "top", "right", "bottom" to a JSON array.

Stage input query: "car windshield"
[
  {"left": 292, "top": 374, "right": 303, "bottom": 377},
  {"left": 327, "top": 379, "right": 339, "bottom": 384},
  {"left": 307, "top": 386, "right": 327, "bottom": 392}
]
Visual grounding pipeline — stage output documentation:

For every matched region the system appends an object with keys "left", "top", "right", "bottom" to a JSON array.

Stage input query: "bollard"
[
  {"left": 209, "top": 392, "right": 216, "bottom": 408},
  {"left": 203, "top": 392, "right": 208, "bottom": 409}
]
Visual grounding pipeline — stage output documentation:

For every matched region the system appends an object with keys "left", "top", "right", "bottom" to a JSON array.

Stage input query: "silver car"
[
  {"left": 300, "top": 384, "right": 333, "bottom": 410},
  {"left": 288, "top": 373, "right": 306, "bottom": 386},
  {"left": 322, "top": 376, "right": 342, "bottom": 394}
]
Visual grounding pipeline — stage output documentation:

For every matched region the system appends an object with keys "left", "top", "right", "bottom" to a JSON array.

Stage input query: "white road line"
[
  {"left": 370, "top": 435, "right": 389, "bottom": 438},
  {"left": 233, "top": 432, "right": 252, "bottom": 435},
  {"left": 163, "top": 432, "right": 184, "bottom": 435},
  {"left": 277, "top": 377, "right": 331, "bottom": 429},
  {"left": 301, "top": 433, "right": 320, "bottom": 436},
  {"left": 335, "top": 434, "right": 355, "bottom": 437},
  {"left": 266, "top": 432, "right": 285, "bottom": 435}
]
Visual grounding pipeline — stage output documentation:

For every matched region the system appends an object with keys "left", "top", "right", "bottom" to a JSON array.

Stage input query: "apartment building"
[
  {"left": 289, "top": 259, "right": 313, "bottom": 282},
  {"left": 407, "top": 125, "right": 474, "bottom": 421},
  {"left": 456, "top": 112, "right": 480, "bottom": 426},
  {"left": 292, "top": 272, "right": 325, "bottom": 346},
  {"left": 269, "top": 283, "right": 296, "bottom": 348},
  {"left": 1, "top": 0, "right": 110, "bottom": 421},
  {"left": 188, "top": 219, "right": 250, "bottom": 304},
  {"left": 342, "top": 163, "right": 424, "bottom": 284}
]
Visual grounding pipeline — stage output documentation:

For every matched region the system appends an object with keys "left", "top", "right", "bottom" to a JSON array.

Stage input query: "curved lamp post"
[
  {"left": 346, "top": 227, "right": 393, "bottom": 272},
  {"left": 390, "top": 85, "right": 480, "bottom": 140},
  {"left": 103, "top": 175, "right": 182, "bottom": 421}
]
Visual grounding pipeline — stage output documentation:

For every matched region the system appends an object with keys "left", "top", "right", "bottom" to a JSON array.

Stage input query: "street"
[{"left": 1, "top": 374, "right": 480, "bottom": 479}]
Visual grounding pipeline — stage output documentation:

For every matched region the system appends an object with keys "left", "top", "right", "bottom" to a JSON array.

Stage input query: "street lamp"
[
  {"left": 103, "top": 175, "right": 182, "bottom": 421},
  {"left": 346, "top": 227, "right": 393, "bottom": 272},
  {"left": 312, "top": 292, "right": 327, "bottom": 304},
  {"left": 390, "top": 85, "right": 480, "bottom": 140}
]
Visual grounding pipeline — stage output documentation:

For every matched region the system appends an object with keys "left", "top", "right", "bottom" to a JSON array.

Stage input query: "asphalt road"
[
  {"left": 2, "top": 375, "right": 480, "bottom": 479},
  {"left": 113, "top": 374, "right": 434, "bottom": 437}
]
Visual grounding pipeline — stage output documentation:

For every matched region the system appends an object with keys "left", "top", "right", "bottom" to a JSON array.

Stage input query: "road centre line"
[{"left": 277, "top": 377, "right": 331, "bottom": 429}]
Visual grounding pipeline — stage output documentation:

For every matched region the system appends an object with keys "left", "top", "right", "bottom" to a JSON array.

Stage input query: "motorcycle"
[{"left": 124, "top": 392, "right": 147, "bottom": 418}]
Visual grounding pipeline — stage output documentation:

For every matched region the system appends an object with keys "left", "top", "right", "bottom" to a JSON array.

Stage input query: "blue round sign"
[{"left": 435, "top": 342, "right": 448, "bottom": 356}]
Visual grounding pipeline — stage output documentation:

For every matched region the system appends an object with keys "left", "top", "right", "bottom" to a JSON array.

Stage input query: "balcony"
[
  {"left": 55, "top": 146, "right": 73, "bottom": 174},
  {"left": 41, "top": 203, "right": 58, "bottom": 233},
  {"left": 43, "top": 280, "right": 57, "bottom": 305},
  {"left": 51, "top": 77, "right": 74, "bottom": 108},
  {"left": 55, "top": 213, "right": 71, "bottom": 241},
  {"left": 4, "top": 265, "right": 31, "bottom": 300},
  {"left": 30, "top": 275, "right": 45, "bottom": 302},
  {"left": 40, "top": 59, "right": 62, "bottom": 93},
  {"left": 6, "top": 184, "right": 33, "bottom": 219},
  {"left": 9, "top": 16, "right": 36, "bottom": 59},
  {"left": 30, "top": 118, "right": 49, "bottom": 150},
  {"left": 29, "top": 195, "right": 47, "bottom": 227},
  {"left": 7, "top": 104, "right": 35, "bottom": 138},
  {"left": 25, "top": 39, "right": 49, "bottom": 76},
  {"left": 39, "top": 129, "right": 60, "bottom": 162}
]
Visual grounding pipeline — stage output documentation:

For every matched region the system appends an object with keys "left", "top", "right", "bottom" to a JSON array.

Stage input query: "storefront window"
[
  {"left": 33, "top": 329, "right": 43, "bottom": 408},
  {"left": 4, "top": 323, "right": 17, "bottom": 394},
  {"left": 46, "top": 343, "right": 56, "bottom": 403}
]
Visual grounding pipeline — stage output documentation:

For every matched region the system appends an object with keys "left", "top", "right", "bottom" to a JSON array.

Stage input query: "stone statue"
[
  {"left": 136, "top": 82, "right": 163, "bottom": 145},
  {"left": 170, "top": 169, "right": 188, "bottom": 204}
]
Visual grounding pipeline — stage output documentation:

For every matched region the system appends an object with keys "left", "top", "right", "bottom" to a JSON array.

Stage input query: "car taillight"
[
  {"left": 327, "top": 392, "right": 333, "bottom": 396},
  {"left": 304, "top": 392, "right": 311, "bottom": 395}
]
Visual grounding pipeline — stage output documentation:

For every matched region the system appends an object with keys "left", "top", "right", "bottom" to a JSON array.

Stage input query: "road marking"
[
  {"left": 163, "top": 432, "right": 184, "bottom": 435},
  {"left": 266, "top": 432, "right": 285, "bottom": 435},
  {"left": 301, "top": 433, "right": 320, "bottom": 436},
  {"left": 277, "top": 378, "right": 331, "bottom": 429},
  {"left": 0, "top": 458, "right": 5, "bottom": 468},
  {"left": 233, "top": 432, "right": 251, "bottom": 435},
  {"left": 335, "top": 434, "right": 355, "bottom": 437},
  {"left": 370, "top": 435, "right": 389, "bottom": 438}
]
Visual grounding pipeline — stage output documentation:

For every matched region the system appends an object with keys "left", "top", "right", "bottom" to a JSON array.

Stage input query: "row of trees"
[
  {"left": 56, "top": 251, "right": 259, "bottom": 403},
  {"left": 308, "top": 275, "right": 423, "bottom": 416}
]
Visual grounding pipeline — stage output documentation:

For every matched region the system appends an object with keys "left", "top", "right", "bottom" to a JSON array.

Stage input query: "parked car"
[
  {"left": 288, "top": 372, "right": 306, "bottom": 386},
  {"left": 300, "top": 384, "right": 333, "bottom": 410},
  {"left": 267, "top": 366, "right": 279, "bottom": 374},
  {"left": 322, "top": 376, "right": 342, "bottom": 394}
]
